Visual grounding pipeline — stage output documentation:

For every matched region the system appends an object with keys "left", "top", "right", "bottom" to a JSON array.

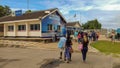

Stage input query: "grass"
[{"left": 91, "top": 40, "right": 120, "bottom": 54}]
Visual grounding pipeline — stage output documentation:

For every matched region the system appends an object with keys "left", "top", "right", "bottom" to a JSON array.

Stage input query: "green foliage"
[
  {"left": 0, "top": 5, "right": 12, "bottom": 17},
  {"left": 91, "top": 40, "right": 120, "bottom": 54},
  {"left": 25, "top": 10, "right": 32, "bottom": 13},
  {"left": 82, "top": 19, "right": 102, "bottom": 29}
]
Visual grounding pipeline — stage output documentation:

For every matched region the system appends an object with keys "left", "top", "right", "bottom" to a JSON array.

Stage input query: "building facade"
[
  {"left": 0, "top": 8, "right": 67, "bottom": 38},
  {"left": 66, "top": 21, "right": 82, "bottom": 34}
]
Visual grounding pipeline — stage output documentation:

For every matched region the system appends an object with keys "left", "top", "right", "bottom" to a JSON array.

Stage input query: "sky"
[{"left": 0, "top": 0, "right": 120, "bottom": 29}]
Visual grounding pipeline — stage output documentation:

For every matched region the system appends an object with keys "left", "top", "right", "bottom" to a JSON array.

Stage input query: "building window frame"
[
  {"left": 57, "top": 25, "right": 61, "bottom": 31},
  {"left": 18, "top": 25, "right": 26, "bottom": 31},
  {"left": 8, "top": 25, "right": 14, "bottom": 31},
  {"left": 48, "top": 24, "right": 53, "bottom": 31},
  {"left": 30, "top": 24, "right": 40, "bottom": 31}
]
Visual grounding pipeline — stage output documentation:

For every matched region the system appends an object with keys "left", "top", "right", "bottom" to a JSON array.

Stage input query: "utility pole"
[
  {"left": 27, "top": 0, "right": 29, "bottom": 10},
  {"left": 80, "top": 12, "right": 81, "bottom": 24},
  {"left": 79, "top": 11, "right": 83, "bottom": 30}
]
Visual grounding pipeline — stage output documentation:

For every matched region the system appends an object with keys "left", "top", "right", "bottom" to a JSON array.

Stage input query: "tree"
[
  {"left": 82, "top": 19, "right": 102, "bottom": 29},
  {"left": 0, "top": 5, "right": 12, "bottom": 17},
  {"left": 25, "top": 10, "right": 32, "bottom": 13}
]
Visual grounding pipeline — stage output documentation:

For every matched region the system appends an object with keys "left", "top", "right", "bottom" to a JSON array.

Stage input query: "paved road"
[{"left": 0, "top": 48, "right": 119, "bottom": 68}]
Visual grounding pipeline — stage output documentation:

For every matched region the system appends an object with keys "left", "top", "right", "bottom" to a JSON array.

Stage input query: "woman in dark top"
[
  {"left": 65, "top": 35, "right": 72, "bottom": 63},
  {"left": 81, "top": 33, "right": 89, "bottom": 62}
]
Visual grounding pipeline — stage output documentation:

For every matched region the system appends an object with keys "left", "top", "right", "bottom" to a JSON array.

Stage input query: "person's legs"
[
  {"left": 82, "top": 48, "right": 88, "bottom": 62},
  {"left": 59, "top": 48, "right": 62, "bottom": 59},
  {"left": 65, "top": 47, "right": 70, "bottom": 63},
  {"left": 75, "top": 37, "right": 77, "bottom": 42},
  {"left": 59, "top": 48, "right": 64, "bottom": 59},
  {"left": 93, "top": 37, "right": 95, "bottom": 41},
  {"left": 69, "top": 52, "right": 71, "bottom": 61},
  {"left": 81, "top": 49, "right": 85, "bottom": 62},
  {"left": 60, "top": 51, "right": 62, "bottom": 59},
  {"left": 78, "top": 38, "right": 80, "bottom": 43},
  {"left": 64, "top": 51, "right": 66, "bottom": 61}
]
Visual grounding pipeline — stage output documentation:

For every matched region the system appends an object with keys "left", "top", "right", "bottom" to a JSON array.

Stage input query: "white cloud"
[
  {"left": 11, "top": 0, "right": 120, "bottom": 29},
  {"left": 92, "top": 0, "right": 120, "bottom": 11},
  {"left": 11, "top": 8, "right": 27, "bottom": 11},
  {"left": 11, "top": 8, "right": 37, "bottom": 12},
  {"left": 100, "top": 4, "right": 120, "bottom": 11}
]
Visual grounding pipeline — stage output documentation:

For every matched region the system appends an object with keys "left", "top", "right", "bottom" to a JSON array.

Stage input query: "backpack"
[{"left": 58, "top": 37, "right": 66, "bottom": 48}]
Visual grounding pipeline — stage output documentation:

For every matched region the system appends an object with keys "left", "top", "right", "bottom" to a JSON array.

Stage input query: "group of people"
[
  {"left": 58, "top": 34, "right": 72, "bottom": 63},
  {"left": 58, "top": 31, "right": 89, "bottom": 63},
  {"left": 74, "top": 31, "right": 100, "bottom": 42}
]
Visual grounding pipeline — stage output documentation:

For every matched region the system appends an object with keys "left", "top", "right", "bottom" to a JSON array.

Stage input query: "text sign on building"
[{"left": 15, "top": 10, "right": 22, "bottom": 16}]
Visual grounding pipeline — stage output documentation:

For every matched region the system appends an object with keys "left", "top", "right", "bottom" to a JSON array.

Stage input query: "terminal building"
[
  {"left": 66, "top": 21, "right": 82, "bottom": 34},
  {"left": 0, "top": 8, "right": 67, "bottom": 38}
]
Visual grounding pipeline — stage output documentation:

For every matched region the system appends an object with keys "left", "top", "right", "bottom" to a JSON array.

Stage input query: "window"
[
  {"left": 18, "top": 25, "right": 26, "bottom": 31},
  {"left": 8, "top": 25, "right": 14, "bottom": 31},
  {"left": 0, "top": 25, "right": 3, "bottom": 32},
  {"left": 48, "top": 24, "right": 53, "bottom": 30},
  {"left": 30, "top": 24, "right": 40, "bottom": 31},
  {"left": 57, "top": 25, "right": 60, "bottom": 30}
]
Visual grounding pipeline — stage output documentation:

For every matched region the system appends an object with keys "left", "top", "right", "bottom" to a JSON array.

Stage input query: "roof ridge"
[
  {"left": 0, "top": 15, "right": 11, "bottom": 19},
  {"left": 68, "top": 21, "right": 79, "bottom": 23},
  {"left": 23, "top": 8, "right": 58, "bottom": 15},
  {"left": 0, "top": 8, "right": 59, "bottom": 22}
]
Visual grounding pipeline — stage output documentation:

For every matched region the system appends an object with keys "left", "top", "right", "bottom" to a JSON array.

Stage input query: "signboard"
[{"left": 15, "top": 10, "right": 22, "bottom": 16}]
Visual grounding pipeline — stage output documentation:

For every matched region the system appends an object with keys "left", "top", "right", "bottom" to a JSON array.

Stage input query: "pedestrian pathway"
[
  {"left": 0, "top": 48, "right": 117, "bottom": 68},
  {"left": 0, "top": 38, "right": 120, "bottom": 68},
  {"left": 56, "top": 53, "right": 113, "bottom": 68}
]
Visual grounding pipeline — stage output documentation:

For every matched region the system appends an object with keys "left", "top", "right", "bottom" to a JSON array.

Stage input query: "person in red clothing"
[
  {"left": 78, "top": 32, "right": 82, "bottom": 43},
  {"left": 96, "top": 31, "right": 100, "bottom": 41}
]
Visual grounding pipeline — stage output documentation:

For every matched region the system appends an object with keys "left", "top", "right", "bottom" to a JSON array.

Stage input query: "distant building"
[
  {"left": 116, "top": 28, "right": 120, "bottom": 33},
  {"left": 0, "top": 8, "right": 67, "bottom": 38},
  {"left": 66, "top": 21, "right": 82, "bottom": 34}
]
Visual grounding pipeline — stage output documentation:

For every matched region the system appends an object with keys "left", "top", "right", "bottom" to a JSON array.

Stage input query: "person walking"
[
  {"left": 74, "top": 31, "right": 78, "bottom": 42},
  {"left": 92, "top": 31, "right": 96, "bottom": 41},
  {"left": 81, "top": 33, "right": 89, "bottom": 62},
  {"left": 111, "top": 31, "right": 115, "bottom": 43},
  {"left": 78, "top": 32, "right": 82, "bottom": 43},
  {"left": 58, "top": 35, "right": 66, "bottom": 59},
  {"left": 88, "top": 31, "right": 92, "bottom": 41},
  {"left": 65, "top": 35, "right": 73, "bottom": 63},
  {"left": 96, "top": 31, "right": 100, "bottom": 41}
]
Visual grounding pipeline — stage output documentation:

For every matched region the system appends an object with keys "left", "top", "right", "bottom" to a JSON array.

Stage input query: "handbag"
[
  {"left": 69, "top": 47, "right": 73, "bottom": 53},
  {"left": 78, "top": 44, "right": 83, "bottom": 51}
]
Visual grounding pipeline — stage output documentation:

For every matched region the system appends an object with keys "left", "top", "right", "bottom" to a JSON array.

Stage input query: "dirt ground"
[
  {"left": 0, "top": 47, "right": 119, "bottom": 68},
  {"left": 0, "top": 35, "right": 120, "bottom": 68}
]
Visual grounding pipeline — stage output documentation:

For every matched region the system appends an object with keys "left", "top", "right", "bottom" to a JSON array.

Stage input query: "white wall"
[
  {"left": 7, "top": 32, "right": 15, "bottom": 36},
  {"left": 17, "top": 32, "right": 27, "bottom": 36},
  {"left": 29, "top": 31, "right": 40, "bottom": 36},
  {"left": 4, "top": 20, "right": 42, "bottom": 37}
]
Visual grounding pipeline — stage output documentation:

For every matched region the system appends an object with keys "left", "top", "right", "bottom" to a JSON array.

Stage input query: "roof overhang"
[
  {"left": 0, "top": 19, "right": 39, "bottom": 24},
  {"left": 41, "top": 9, "right": 67, "bottom": 24}
]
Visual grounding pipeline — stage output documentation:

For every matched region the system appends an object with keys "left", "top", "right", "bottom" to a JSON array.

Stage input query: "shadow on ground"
[
  {"left": 39, "top": 58, "right": 63, "bottom": 68},
  {"left": 113, "top": 63, "right": 120, "bottom": 68},
  {"left": 0, "top": 57, "right": 20, "bottom": 68}
]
